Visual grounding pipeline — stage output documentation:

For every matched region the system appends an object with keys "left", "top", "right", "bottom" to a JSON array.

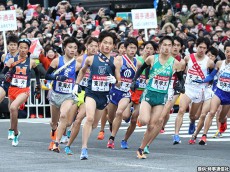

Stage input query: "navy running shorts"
[
  {"left": 215, "top": 87, "right": 230, "bottom": 105},
  {"left": 109, "top": 88, "right": 131, "bottom": 106}
]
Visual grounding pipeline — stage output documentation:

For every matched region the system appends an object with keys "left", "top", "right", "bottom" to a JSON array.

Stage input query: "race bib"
[
  {"left": 138, "top": 74, "right": 146, "bottom": 89},
  {"left": 55, "top": 78, "right": 73, "bottom": 93},
  {"left": 92, "top": 75, "right": 109, "bottom": 92},
  {"left": 115, "top": 77, "right": 132, "bottom": 92},
  {"left": 151, "top": 75, "right": 170, "bottom": 91},
  {"left": 169, "top": 75, "right": 175, "bottom": 89},
  {"left": 11, "top": 74, "right": 27, "bottom": 88},
  {"left": 218, "top": 74, "right": 230, "bottom": 92},
  {"left": 187, "top": 69, "right": 202, "bottom": 85},
  {"left": 80, "top": 71, "right": 90, "bottom": 87}
]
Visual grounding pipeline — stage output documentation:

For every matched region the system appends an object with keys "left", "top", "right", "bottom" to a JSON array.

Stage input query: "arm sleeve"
[
  {"left": 133, "top": 62, "right": 149, "bottom": 82},
  {"left": 145, "top": 66, "right": 150, "bottom": 80},
  {"left": 33, "top": 66, "right": 41, "bottom": 85},
  {"left": 1, "top": 66, "right": 10, "bottom": 74},
  {"left": 203, "top": 69, "right": 218, "bottom": 83},
  {"left": 45, "top": 66, "right": 56, "bottom": 80}
]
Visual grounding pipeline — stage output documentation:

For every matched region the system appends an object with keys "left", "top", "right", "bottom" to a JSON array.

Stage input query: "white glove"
[
  {"left": 107, "top": 74, "right": 116, "bottom": 84},
  {"left": 72, "top": 84, "right": 79, "bottom": 96}
]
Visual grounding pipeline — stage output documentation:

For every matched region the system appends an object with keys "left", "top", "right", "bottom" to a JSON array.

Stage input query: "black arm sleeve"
[
  {"left": 145, "top": 66, "right": 150, "bottom": 80},
  {"left": 133, "top": 62, "right": 149, "bottom": 82},
  {"left": 75, "top": 71, "right": 79, "bottom": 80},
  {"left": 45, "top": 66, "right": 56, "bottom": 80},
  {"left": 33, "top": 66, "right": 41, "bottom": 85},
  {"left": 176, "top": 71, "right": 184, "bottom": 82},
  {"left": 1, "top": 66, "right": 10, "bottom": 74}
]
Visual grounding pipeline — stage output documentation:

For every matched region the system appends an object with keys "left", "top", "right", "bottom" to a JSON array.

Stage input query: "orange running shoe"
[
  {"left": 97, "top": 131, "right": 105, "bottom": 140},
  {"left": 52, "top": 142, "right": 60, "bottom": 153},
  {"left": 199, "top": 135, "right": 207, "bottom": 145},
  {"left": 50, "top": 129, "right": 57, "bottom": 141},
  {"left": 219, "top": 121, "right": 227, "bottom": 133},
  {"left": 137, "top": 120, "right": 142, "bottom": 127},
  {"left": 48, "top": 141, "right": 54, "bottom": 150}
]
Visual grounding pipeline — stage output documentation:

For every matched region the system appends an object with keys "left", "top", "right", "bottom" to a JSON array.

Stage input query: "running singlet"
[
  {"left": 53, "top": 56, "right": 76, "bottom": 94},
  {"left": 87, "top": 54, "right": 114, "bottom": 92},
  {"left": 185, "top": 54, "right": 208, "bottom": 89},
  {"left": 11, "top": 57, "right": 31, "bottom": 88},
  {"left": 217, "top": 60, "right": 230, "bottom": 92},
  {"left": 147, "top": 55, "right": 174, "bottom": 93},
  {"left": 168, "top": 55, "right": 181, "bottom": 89},
  {"left": 114, "top": 56, "right": 136, "bottom": 92},
  {"left": 79, "top": 54, "right": 90, "bottom": 88},
  {"left": 136, "top": 56, "right": 146, "bottom": 90},
  {"left": 4, "top": 53, "right": 19, "bottom": 64}
]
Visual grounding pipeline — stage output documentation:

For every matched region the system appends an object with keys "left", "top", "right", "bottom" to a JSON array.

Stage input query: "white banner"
[
  {"left": 131, "top": 9, "right": 157, "bottom": 29},
  {"left": 0, "top": 10, "right": 17, "bottom": 31}
]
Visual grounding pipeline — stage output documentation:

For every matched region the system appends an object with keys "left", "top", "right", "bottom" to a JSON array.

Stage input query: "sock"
[
  {"left": 109, "top": 136, "right": 115, "bottom": 141},
  {"left": 202, "top": 134, "right": 207, "bottom": 137},
  {"left": 52, "top": 129, "right": 56, "bottom": 136}
]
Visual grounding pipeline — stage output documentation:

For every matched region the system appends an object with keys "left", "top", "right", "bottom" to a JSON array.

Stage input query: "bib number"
[
  {"left": 56, "top": 79, "right": 73, "bottom": 93},
  {"left": 92, "top": 75, "right": 109, "bottom": 92},
  {"left": 151, "top": 75, "right": 169, "bottom": 91},
  {"left": 11, "top": 74, "right": 27, "bottom": 88}
]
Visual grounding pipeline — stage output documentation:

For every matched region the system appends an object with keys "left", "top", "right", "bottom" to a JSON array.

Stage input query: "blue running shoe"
[
  {"left": 80, "top": 148, "right": 88, "bottom": 160},
  {"left": 65, "top": 146, "right": 73, "bottom": 155},
  {"left": 12, "top": 131, "right": 21, "bottom": 147},
  {"left": 8, "top": 130, "right": 14, "bottom": 140},
  {"left": 188, "top": 122, "right": 196, "bottom": 134},
  {"left": 143, "top": 145, "right": 150, "bottom": 154},
  {"left": 120, "top": 140, "right": 129, "bottom": 149},
  {"left": 67, "top": 130, "right": 71, "bottom": 138},
  {"left": 173, "top": 135, "right": 181, "bottom": 145}
]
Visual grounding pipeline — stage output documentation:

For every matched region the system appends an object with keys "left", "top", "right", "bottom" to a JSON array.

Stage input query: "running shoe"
[
  {"left": 173, "top": 135, "right": 181, "bottom": 145},
  {"left": 12, "top": 131, "right": 21, "bottom": 146},
  {"left": 67, "top": 130, "right": 71, "bottom": 138},
  {"left": 199, "top": 135, "right": 207, "bottom": 145},
  {"left": 107, "top": 139, "right": 115, "bottom": 149},
  {"left": 170, "top": 108, "right": 174, "bottom": 114},
  {"left": 38, "top": 114, "right": 44, "bottom": 118},
  {"left": 80, "top": 148, "right": 88, "bottom": 160},
  {"left": 64, "top": 146, "right": 73, "bottom": 155},
  {"left": 188, "top": 122, "right": 196, "bottom": 134},
  {"left": 125, "top": 115, "right": 131, "bottom": 123},
  {"left": 136, "top": 148, "right": 146, "bottom": 159},
  {"left": 219, "top": 132, "right": 223, "bottom": 138},
  {"left": 8, "top": 130, "right": 14, "bottom": 140},
  {"left": 188, "top": 135, "right": 196, "bottom": 144},
  {"left": 52, "top": 142, "right": 60, "bottom": 153},
  {"left": 219, "top": 121, "right": 227, "bottom": 133},
  {"left": 19, "top": 103, "right": 25, "bottom": 110},
  {"left": 48, "top": 141, "right": 54, "bottom": 150},
  {"left": 143, "top": 146, "right": 150, "bottom": 154},
  {"left": 60, "top": 135, "right": 68, "bottom": 144},
  {"left": 160, "top": 128, "right": 165, "bottom": 133},
  {"left": 30, "top": 114, "right": 36, "bottom": 118},
  {"left": 97, "top": 131, "right": 105, "bottom": 140},
  {"left": 212, "top": 130, "right": 219, "bottom": 138},
  {"left": 50, "top": 129, "right": 57, "bottom": 141},
  {"left": 120, "top": 140, "right": 129, "bottom": 149},
  {"left": 137, "top": 120, "right": 142, "bottom": 127}
]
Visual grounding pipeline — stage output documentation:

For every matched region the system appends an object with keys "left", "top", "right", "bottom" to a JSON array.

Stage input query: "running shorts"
[
  {"left": 141, "top": 89, "right": 167, "bottom": 106},
  {"left": 8, "top": 86, "right": 30, "bottom": 101},
  {"left": 77, "top": 90, "right": 85, "bottom": 107},
  {"left": 215, "top": 87, "right": 230, "bottom": 105},
  {"left": 130, "top": 89, "right": 144, "bottom": 104},
  {"left": 185, "top": 84, "right": 205, "bottom": 103},
  {"left": 0, "top": 81, "right": 10, "bottom": 96},
  {"left": 109, "top": 89, "right": 131, "bottom": 106}
]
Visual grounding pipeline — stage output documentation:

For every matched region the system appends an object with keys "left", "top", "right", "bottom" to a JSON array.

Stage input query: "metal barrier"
[{"left": 25, "top": 79, "right": 50, "bottom": 119}]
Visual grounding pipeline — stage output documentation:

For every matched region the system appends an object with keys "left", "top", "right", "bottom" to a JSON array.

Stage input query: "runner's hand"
[
  {"left": 107, "top": 74, "right": 116, "bottom": 84},
  {"left": 35, "top": 85, "right": 41, "bottom": 99},
  {"left": 56, "top": 75, "right": 68, "bottom": 81},
  {"left": 130, "top": 80, "right": 139, "bottom": 92},
  {"left": 72, "top": 84, "right": 81, "bottom": 96},
  {"left": 174, "top": 81, "right": 185, "bottom": 94}
]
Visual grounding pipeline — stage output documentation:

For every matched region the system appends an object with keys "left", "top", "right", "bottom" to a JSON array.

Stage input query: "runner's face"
[
  {"left": 8, "top": 42, "right": 18, "bottom": 53},
  {"left": 225, "top": 46, "right": 230, "bottom": 60},
  {"left": 65, "top": 43, "right": 78, "bottom": 58},
  {"left": 172, "top": 40, "right": 181, "bottom": 56},
  {"left": 160, "top": 39, "right": 172, "bottom": 55},
  {"left": 144, "top": 43, "right": 154, "bottom": 57},
  {"left": 118, "top": 44, "right": 126, "bottom": 55},
  {"left": 196, "top": 43, "right": 207, "bottom": 57},
  {"left": 18, "top": 43, "right": 29, "bottom": 57},
  {"left": 207, "top": 52, "right": 216, "bottom": 62},
  {"left": 87, "top": 41, "right": 98, "bottom": 55},
  {"left": 99, "top": 36, "right": 114, "bottom": 55},
  {"left": 126, "top": 43, "right": 137, "bottom": 58}
]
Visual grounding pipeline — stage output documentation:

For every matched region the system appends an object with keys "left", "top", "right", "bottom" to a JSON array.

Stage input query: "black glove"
[
  {"left": 130, "top": 80, "right": 139, "bottom": 92},
  {"left": 78, "top": 84, "right": 82, "bottom": 93},
  {"left": 174, "top": 80, "right": 185, "bottom": 95},
  {"left": 56, "top": 75, "right": 68, "bottom": 82},
  {"left": 35, "top": 85, "right": 41, "bottom": 99}
]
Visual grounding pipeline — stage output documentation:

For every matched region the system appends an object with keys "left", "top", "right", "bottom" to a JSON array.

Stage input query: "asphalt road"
[{"left": 0, "top": 114, "right": 229, "bottom": 172}]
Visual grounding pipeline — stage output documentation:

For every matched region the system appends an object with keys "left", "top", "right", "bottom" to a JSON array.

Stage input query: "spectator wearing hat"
[
  {"left": 0, "top": 3, "right": 6, "bottom": 11},
  {"left": 162, "top": 22, "right": 175, "bottom": 37}
]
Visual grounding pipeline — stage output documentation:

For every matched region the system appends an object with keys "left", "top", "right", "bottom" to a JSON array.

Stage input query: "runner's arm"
[
  {"left": 44, "top": 58, "right": 62, "bottom": 81},
  {"left": 32, "top": 60, "right": 41, "bottom": 85},
  {"left": 75, "top": 56, "right": 92, "bottom": 84},
  {"left": 0, "top": 58, "right": 13, "bottom": 74},
  {"left": 114, "top": 56, "right": 122, "bottom": 83}
]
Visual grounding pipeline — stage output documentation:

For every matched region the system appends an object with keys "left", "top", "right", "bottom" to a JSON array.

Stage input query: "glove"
[
  {"left": 35, "top": 85, "right": 41, "bottom": 99},
  {"left": 56, "top": 75, "right": 68, "bottom": 82},
  {"left": 130, "top": 80, "right": 139, "bottom": 92},
  {"left": 174, "top": 80, "right": 185, "bottom": 94},
  {"left": 72, "top": 84, "right": 82, "bottom": 97},
  {"left": 107, "top": 74, "right": 116, "bottom": 84},
  {"left": 193, "top": 79, "right": 204, "bottom": 83}
]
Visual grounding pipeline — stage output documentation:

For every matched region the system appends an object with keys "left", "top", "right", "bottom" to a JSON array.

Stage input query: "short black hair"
[
  {"left": 196, "top": 37, "right": 210, "bottom": 49},
  {"left": 224, "top": 41, "right": 230, "bottom": 51},
  {"left": 63, "top": 37, "right": 80, "bottom": 49},
  {"left": 77, "top": 42, "right": 86, "bottom": 55},
  {"left": 86, "top": 37, "right": 99, "bottom": 45},
  {"left": 117, "top": 41, "right": 124, "bottom": 50},
  {"left": 7, "top": 34, "right": 18, "bottom": 45},
  {"left": 98, "top": 31, "right": 117, "bottom": 45},
  {"left": 159, "top": 36, "right": 174, "bottom": 45},
  {"left": 207, "top": 47, "right": 218, "bottom": 57},
  {"left": 124, "top": 37, "right": 138, "bottom": 48},
  {"left": 173, "top": 36, "right": 183, "bottom": 47},
  {"left": 143, "top": 41, "right": 158, "bottom": 51},
  {"left": 34, "top": 31, "right": 42, "bottom": 38}
]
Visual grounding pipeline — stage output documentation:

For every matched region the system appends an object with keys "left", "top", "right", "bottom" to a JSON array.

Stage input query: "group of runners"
[{"left": 0, "top": 31, "right": 230, "bottom": 160}]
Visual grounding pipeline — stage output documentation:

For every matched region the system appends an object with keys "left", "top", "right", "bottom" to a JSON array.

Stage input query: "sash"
[
  {"left": 98, "top": 52, "right": 115, "bottom": 74},
  {"left": 190, "top": 53, "right": 205, "bottom": 80},
  {"left": 10, "top": 57, "right": 27, "bottom": 68},
  {"left": 149, "top": 56, "right": 174, "bottom": 78},
  {"left": 122, "top": 54, "right": 137, "bottom": 72}
]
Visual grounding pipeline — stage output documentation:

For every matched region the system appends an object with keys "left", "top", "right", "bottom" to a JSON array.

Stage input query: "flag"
[{"left": 153, "top": 0, "right": 159, "bottom": 9}]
